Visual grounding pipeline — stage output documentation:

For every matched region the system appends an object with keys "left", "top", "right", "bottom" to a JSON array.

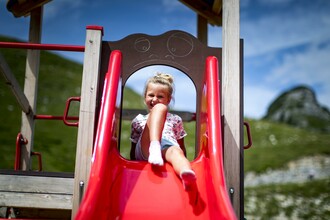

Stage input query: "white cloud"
[
  {"left": 162, "top": 0, "right": 186, "bottom": 12},
  {"left": 265, "top": 41, "right": 330, "bottom": 109},
  {"left": 44, "top": 0, "right": 91, "bottom": 21},
  {"left": 241, "top": 2, "right": 330, "bottom": 57},
  {"left": 266, "top": 42, "right": 330, "bottom": 85}
]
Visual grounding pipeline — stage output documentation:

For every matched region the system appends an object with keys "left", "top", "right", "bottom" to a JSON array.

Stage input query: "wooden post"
[
  {"left": 20, "top": 7, "right": 43, "bottom": 170},
  {"left": 222, "top": 0, "right": 243, "bottom": 219},
  {"left": 71, "top": 26, "right": 103, "bottom": 218},
  {"left": 197, "top": 14, "right": 208, "bottom": 45}
]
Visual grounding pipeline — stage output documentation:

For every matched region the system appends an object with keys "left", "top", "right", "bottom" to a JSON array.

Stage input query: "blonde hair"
[{"left": 143, "top": 73, "right": 174, "bottom": 99}]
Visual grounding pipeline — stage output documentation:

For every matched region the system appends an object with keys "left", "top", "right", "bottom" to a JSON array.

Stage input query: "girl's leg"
[
  {"left": 164, "top": 146, "right": 196, "bottom": 187},
  {"left": 140, "top": 103, "right": 168, "bottom": 165}
]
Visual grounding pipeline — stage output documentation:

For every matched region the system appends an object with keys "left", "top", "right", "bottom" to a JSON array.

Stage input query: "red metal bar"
[
  {"left": 0, "top": 41, "right": 84, "bottom": 52},
  {"left": 15, "top": 133, "right": 28, "bottom": 170},
  {"left": 31, "top": 152, "right": 42, "bottom": 171},
  {"left": 34, "top": 114, "right": 79, "bottom": 121},
  {"left": 244, "top": 122, "right": 253, "bottom": 149},
  {"left": 63, "top": 96, "right": 80, "bottom": 127}
]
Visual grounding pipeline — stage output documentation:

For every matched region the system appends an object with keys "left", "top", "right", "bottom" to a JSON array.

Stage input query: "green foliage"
[
  {"left": 244, "top": 119, "right": 330, "bottom": 174},
  {"left": 245, "top": 179, "right": 330, "bottom": 219}
]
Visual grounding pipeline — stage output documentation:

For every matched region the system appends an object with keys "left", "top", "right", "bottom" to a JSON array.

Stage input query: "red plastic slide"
[{"left": 75, "top": 50, "right": 237, "bottom": 220}]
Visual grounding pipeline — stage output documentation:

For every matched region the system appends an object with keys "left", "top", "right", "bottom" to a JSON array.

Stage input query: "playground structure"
[{"left": 0, "top": 0, "right": 251, "bottom": 219}]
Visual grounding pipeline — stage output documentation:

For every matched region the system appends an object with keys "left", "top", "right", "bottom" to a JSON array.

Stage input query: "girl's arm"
[{"left": 178, "top": 138, "right": 187, "bottom": 157}]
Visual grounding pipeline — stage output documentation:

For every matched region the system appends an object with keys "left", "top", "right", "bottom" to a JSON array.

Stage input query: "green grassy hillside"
[{"left": 244, "top": 119, "right": 330, "bottom": 173}]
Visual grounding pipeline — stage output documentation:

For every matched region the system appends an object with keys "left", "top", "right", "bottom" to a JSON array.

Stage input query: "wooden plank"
[
  {"left": 1, "top": 192, "right": 72, "bottom": 210},
  {"left": 0, "top": 53, "right": 31, "bottom": 113},
  {"left": 0, "top": 169, "right": 74, "bottom": 178},
  {"left": 20, "top": 7, "right": 43, "bottom": 170},
  {"left": 222, "top": 0, "right": 242, "bottom": 218},
  {"left": 71, "top": 27, "right": 103, "bottom": 217},
  {"left": 0, "top": 174, "right": 73, "bottom": 194},
  {"left": 8, "top": 208, "right": 71, "bottom": 219},
  {"left": 0, "top": 174, "right": 73, "bottom": 210}
]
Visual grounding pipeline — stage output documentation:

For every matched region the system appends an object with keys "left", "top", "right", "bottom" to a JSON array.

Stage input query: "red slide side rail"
[{"left": 204, "top": 56, "right": 237, "bottom": 219}]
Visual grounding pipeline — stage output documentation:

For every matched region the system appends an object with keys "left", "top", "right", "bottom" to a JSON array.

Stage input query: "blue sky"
[{"left": 1, "top": 0, "right": 329, "bottom": 119}]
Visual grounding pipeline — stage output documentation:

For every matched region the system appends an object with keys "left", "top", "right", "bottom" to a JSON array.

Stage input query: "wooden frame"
[
  {"left": 0, "top": 172, "right": 73, "bottom": 210},
  {"left": 20, "top": 7, "right": 43, "bottom": 171},
  {"left": 222, "top": 0, "right": 243, "bottom": 218},
  {"left": 71, "top": 26, "right": 104, "bottom": 218}
]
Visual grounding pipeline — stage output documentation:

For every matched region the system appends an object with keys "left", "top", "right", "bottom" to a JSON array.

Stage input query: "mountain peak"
[{"left": 263, "top": 85, "right": 330, "bottom": 132}]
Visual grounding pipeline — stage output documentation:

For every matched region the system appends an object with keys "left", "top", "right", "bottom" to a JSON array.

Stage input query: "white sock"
[{"left": 148, "top": 141, "right": 164, "bottom": 166}]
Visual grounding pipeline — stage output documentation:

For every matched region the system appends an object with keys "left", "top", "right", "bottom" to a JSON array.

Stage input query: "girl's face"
[{"left": 144, "top": 82, "right": 171, "bottom": 111}]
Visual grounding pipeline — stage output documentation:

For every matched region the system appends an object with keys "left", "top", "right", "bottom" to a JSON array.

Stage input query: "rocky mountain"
[{"left": 263, "top": 85, "right": 330, "bottom": 132}]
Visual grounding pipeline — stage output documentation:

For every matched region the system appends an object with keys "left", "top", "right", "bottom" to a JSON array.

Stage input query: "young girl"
[{"left": 130, "top": 73, "right": 196, "bottom": 188}]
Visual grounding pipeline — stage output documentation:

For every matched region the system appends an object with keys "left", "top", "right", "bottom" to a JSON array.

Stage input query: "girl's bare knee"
[
  {"left": 165, "top": 146, "right": 184, "bottom": 159},
  {"left": 152, "top": 103, "right": 168, "bottom": 112}
]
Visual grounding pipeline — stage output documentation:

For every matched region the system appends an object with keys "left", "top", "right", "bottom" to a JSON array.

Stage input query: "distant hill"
[{"left": 263, "top": 85, "right": 330, "bottom": 132}]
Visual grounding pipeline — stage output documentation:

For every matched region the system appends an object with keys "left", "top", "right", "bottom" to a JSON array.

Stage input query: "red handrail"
[
  {"left": 63, "top": 97, "right": 80, "bottom": 127},
  {"left": 244, "top": 122, "right": 253, "bottom": 149},
  {"left": 15, "top": 133, "right": 27, "bottom": 170},
  {"left": 34, "top": 115, "right": 79, "bottom": 121},
  {"left": 0, "top": 41, "right": 84, "bottom": 52},
  {"left": 31, "top": 152, "right": 42, "bottom": 171}
]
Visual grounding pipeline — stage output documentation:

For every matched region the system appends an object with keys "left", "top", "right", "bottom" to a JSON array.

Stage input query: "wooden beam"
[
  {"left": 0, "top": 174, "right": 73, "bottom": 210},
  {"left": 71, "top": 27, "right": 103, "bottom": 218},
  {"left": 212, "top": 0, "right": 223, "bottom": 14},
  {"left": 197, "top": 14, "right": 208, "bottom": 45},
  {"left": 6, "top": 0, "right": 51, "bottom": 17},
  {"left": 179, "top": 0, "right": 222, "bottom": 26},
  {"left": 0, "top": 53, "right": 31, "bottom": 114},
  {"left": 222, "top": 0, "right": 242, "bottom": 218},
  {"left": 20, "top": 7, "right": 43, "bottom": 170}
]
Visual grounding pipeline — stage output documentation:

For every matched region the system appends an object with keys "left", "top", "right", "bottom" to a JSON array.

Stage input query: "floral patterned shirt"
[{"left": 130, "top": 113, "right": 187, "bottom": 146}]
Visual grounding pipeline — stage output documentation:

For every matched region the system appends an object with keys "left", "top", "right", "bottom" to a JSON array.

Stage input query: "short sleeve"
[
  {"left": 130, "top": 114, "right": 146, "bottom": 143},
  {"left": 173, "top": 114, "right": 187, "bottom": 140}
]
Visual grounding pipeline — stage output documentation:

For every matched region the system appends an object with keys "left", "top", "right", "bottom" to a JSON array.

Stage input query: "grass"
[
  {"left": 244, "top": 119, "right": 330, "bottom": 174},
  {"left": 244, "top": 178, "right": 330, "bottom": 219}
]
